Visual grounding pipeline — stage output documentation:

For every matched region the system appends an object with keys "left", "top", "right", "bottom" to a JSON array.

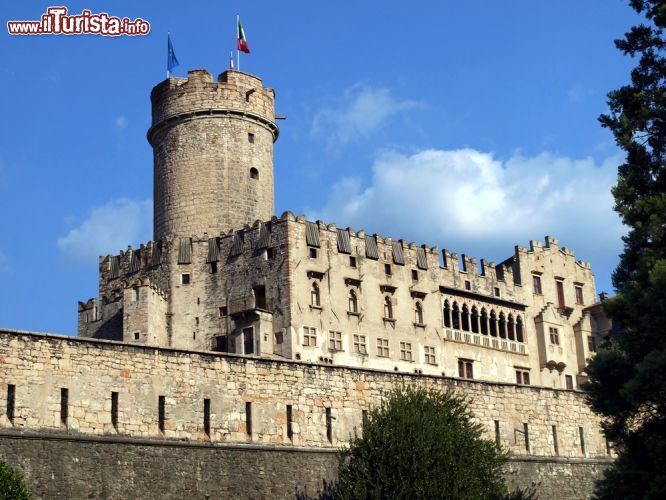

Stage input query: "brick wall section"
[{"left": 0, "top": 330, "right": 609, "bottom": 459}]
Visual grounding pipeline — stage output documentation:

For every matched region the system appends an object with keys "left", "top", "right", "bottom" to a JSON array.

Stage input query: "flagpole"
[
  {"left": 167, "top": 31, "right": 170, "bottom": 78},
  {"left": 236, "top": 15, "right": 240, "bottom": 72}
]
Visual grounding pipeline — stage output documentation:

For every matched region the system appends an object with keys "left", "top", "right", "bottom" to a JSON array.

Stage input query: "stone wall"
[
  {"left": 0, "top": 430, "right": 610, "bottom": 499},
  {"left": 0, "top": 330, "right": 609, "bottom": 456},
  {"left": 0, "top": 329, "right": 612, "bottom": 498}
]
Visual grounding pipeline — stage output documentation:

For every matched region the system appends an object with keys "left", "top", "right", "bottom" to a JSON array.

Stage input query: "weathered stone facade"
[
  {"left": 0, "top": 329, "right": 611, "bottom": 498},
  {"left": 0, "top": 68, "right": 615, "bottom": 497}
]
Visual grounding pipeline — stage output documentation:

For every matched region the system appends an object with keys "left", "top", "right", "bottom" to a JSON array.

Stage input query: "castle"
[
  {"left": 0, "top": 69, "right": 613, "bottom": 499},
  {"left": 79, "top": 69, "right": 610, "bottom": 391}
]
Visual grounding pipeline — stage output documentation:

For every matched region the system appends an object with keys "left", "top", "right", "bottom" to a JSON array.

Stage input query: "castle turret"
[{"left": 148, "top": 69, "right": 279, "bottom": 240}]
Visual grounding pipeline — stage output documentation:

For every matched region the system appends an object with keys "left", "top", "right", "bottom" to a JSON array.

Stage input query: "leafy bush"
[
  {"left": 334, "top": 386, "right": 509, "bottom": 499},
  {"left": 0, "top": 461, "right": 31, "bottom": 500}
]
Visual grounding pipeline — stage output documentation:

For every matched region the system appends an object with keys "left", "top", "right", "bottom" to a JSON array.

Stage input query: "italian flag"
[{"left": 237, "top": 16, "right": 250, "bottom": 53}]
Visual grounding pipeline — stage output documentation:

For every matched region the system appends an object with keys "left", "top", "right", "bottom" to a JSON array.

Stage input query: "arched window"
[
  {"left": 250, "top": 167, "right": 259, "bottom": 179},
  {"left": 443, "top": 300, "right": 451, "bottom": 328},
  {"left": 480, "top": 308, "right": 488, "bottom": 335},
  {"left": 516, "top": 316, "right": 524, "bottom": 342},
  {"left": 415, "top": 302, "right": 424, "bottom": 325},
  {"left": 310, "top": 282, "right": 320, "bottom": 307},
  {"left": 461, "top": 304, "right": 470, "bottom": 332},
  {"left": 471, "top": 306, "right": 479, "bottom": 333},
  {"left": 383, "top": 296, "right": 393, "bottom": 319},
  {"left": 348, "top": 289, "right": 358, "bottom": 313},
  {"left": 452, "top": 302, "right": 460, "bottom": 330},
  {"left": 507, "top": 314, "right": 516, "bottom": 341},
  {"left": 498, "top": 312, "right": 507, "bottom": 339},
  {"left": 489, "top": 310, "right": 498, "bottom": 337}
]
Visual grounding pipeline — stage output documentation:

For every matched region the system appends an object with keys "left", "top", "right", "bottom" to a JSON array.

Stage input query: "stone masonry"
[{"left": 0, "top": 68, "right": 616, "bottom": 497}]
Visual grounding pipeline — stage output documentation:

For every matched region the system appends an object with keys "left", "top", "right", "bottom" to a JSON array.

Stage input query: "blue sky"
[{"left": 1, "top": 1, "right": 638, "bottom": 334}]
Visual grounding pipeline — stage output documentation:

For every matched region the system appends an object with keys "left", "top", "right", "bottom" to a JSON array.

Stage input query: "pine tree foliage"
[{"left": 585, "top": 1, "right": 666, "bottom": 498}]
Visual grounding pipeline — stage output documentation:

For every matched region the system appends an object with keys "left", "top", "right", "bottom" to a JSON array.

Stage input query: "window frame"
[
  {"left": 352, "top": 334, "right": 367, "bottom": 355},
  {"left": 399, "top": 341, "right": 413, "bottom": 361},
  {"left": 424, "top": 345, "right": 437, "bottom": 365},
  {"left": 328, "top": 330, "right": 343, "bottom": 351},
  {"left": 376, "top": 337, "right": 390, "bottom": 357},
  {"left": 303, "top": 326, "right": 317, "bottom": 347}
]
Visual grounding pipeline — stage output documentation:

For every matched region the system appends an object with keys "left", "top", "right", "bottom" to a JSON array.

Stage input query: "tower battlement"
[{"left": 148, "top": 69, "right": 278, "bottom": 146}]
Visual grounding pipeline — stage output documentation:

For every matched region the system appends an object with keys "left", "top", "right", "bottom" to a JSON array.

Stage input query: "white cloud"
[
  {"left": 311, "top": 85, "right": 420, "bottom": 145},
  {"left": 57, "top": 198, "right": 152, "bottom": 262},
  {"left": 314, "top": 149, "right": 623, "bottom": 273}
]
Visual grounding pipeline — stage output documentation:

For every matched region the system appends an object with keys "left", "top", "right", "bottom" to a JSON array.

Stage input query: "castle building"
[
  {"left": 0, "top": 69, "right": 613, "bottom": 498},
  {"left": 78, "top": 69, "right": 607, "bottom": 391}
]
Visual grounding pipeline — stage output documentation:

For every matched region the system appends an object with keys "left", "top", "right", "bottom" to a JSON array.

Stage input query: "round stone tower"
[{"left": 147, "top": 69, "right": 278, "bottom": 240}]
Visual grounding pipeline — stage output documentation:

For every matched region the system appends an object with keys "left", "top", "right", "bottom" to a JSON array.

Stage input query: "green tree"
[
  {"left": 0, "top": 461, "right": 31, "bottom": 500},
  {"left": 585, "top": 1, "right": 666, "bottom": 498},
  {"left": 334, "top": 387, "right": 509, "bottom": 500}
]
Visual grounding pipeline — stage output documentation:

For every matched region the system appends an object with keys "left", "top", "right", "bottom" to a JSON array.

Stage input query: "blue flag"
[{"left": 167, "top": 33, "right": 179, "bottom": 76}]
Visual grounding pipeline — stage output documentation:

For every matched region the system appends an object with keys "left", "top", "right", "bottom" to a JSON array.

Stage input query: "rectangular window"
[
  {"left": 566, "top": 375, "right": 574, "bottom": 390},
  {"left": 399, "top": 342, "right": 413, "bottom": 361},
  {"left": 6, "top": 384, "right": 15, "bottom": 424},
  {"left": 265, "top": 248, "right": 274, "bottom": 260},
  {"left": 133, "top": 331, "right": 140, "bottom": 341},
  {"left": 588, "top": 335, "right": 597, "bottom": 353},
  {"left": 556, "top": 280, "right": 565, "bottom": 308},
  {"left": 532, "top": 275, "right": 542, "bottom": 294},
  {"left": 349, "top": 256, "right": 357, "bottom": 268},
  {"left": 246, "top": 401, "right": 253, "bottom": 436},
  {"left": 552, "top": 425, "right": 559, "bottom": 456},
  {"left": 411, "top": 270, "right": 418, "bottom": 282},
  {"left": 60, "top": 388, "right": 69, "bottom": 427},
  {"left": 362, "top": 409, "right": 368, "bottom": 427},
  {"left": 248, "top": 132, "right": 255, "bottom": 143},
  {"left": 424, "top": 346, "right": 437, "bottom": 365},
  {"left": 494, "top": 420, "right": 500, "bottom": 446},
  {"left": 303, "top": 327, "right": 317, "bottom": 347},
  {"left": 111, "top": 392, "right": 119, "bottom": 430},
  {"left": 516, "top": 370, "right": 530, "bottom": 385},
  {"left": 158, "top": 395, "right": 165, "bottom": 433},
  {"left": 575, "top": 285, "right": 584, "bottom": 305},
  {"left": 384, "top": 264, "right": 392, "bottom": 276},
  {"left": 210, "top": 261, "right": 218, "bottom": 274},
  {"left": 203, "top": 398, "right": 211, "bottom": 435},
  {"left": 309, "top": 247, "right": 318, "bottom": 259},
  {"left": 353, "top": 334, "right": 367, "bottom": 355},
  {"left": 464, "top": 280, "right": 471, "bottom": 291},
  {"left": 181, "top": 273, "right": 190, "bottom": 285},
  {"left": 326, "top": 407, "right": 332, "bottom": 443},
  {"left": 243, "top": 326, "right": 255, "bottom": 355},
  {"left": 579, "top": 426, "right": 586, "bottom": 456},
  {"left": 549, "top": 327, "right": 560, "bottom": 345},
  {"left": 458, "top": 359, "right": 473, "bottom": 379},
  {"left": 494, "top": 287, "right": 500, "bottom": 297},
  {"left": 377, "top": 338, "right": 390, "bottom": 357},
  {"left": 329, "top": 330, "right": 343, "bottom": 351},
  {"left": 286, "top": 404, "right": 293, "bottom": 440},
  {"left": 219, "top": 306, "right": 228, "bottom": 318},
  {"left": 524, "top": 422, "right": 530, "bottom": 453}
]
